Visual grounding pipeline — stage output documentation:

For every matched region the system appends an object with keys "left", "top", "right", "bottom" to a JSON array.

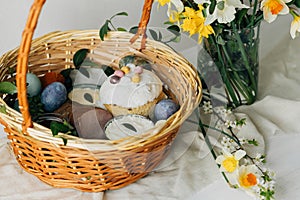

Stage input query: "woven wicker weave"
[{"left": 0, "top": 0, "right": 202, "bottom": 192}]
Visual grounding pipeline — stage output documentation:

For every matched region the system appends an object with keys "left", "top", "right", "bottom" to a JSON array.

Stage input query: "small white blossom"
[
  {"left": 221, "top": 137, "right": 239, "bottom": 153},
  {"left": 224, "top": 120, "right": 236, "bottom": 128},
  {"left": 254, "top": 153, "right": 265, "bottom": 165},
  {"left": 216, "top": 120, "right": 224, "bottom": 130},
  {"left": 242, "top": 158, "right": 252, "bottom": 165},
  {"left": 203, "top": 101, "right": 213, "bottom": 114},
  {"left": 239, "top": 137, "right": 247, "bottom": 145}
]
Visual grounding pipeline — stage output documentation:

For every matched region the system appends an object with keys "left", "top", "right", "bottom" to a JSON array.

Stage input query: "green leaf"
[
  {"left": 236, "top": 9, "right": 248, "bottom": 25},
  {"left": 294, "top": 0, "right": 300, "bottom": 7},
  {"left": 236, "top": 118, "right": 246, "bottom": 126},
  {"left": 73, "top": 49, "right": 89, "bottom": 68},
  {"left": 0, "top": 105, "right": 6, "bottom": 114},
  {"left": 60, "top": 68, "right": 74, "bottom": 78},
  {"left": 248, "top": 139, "right": 259, "bottom": 146},
  {"left": 129, "top": 26, "right": 138, "bottom": 34},
  {"left": 167, "top": 25, "right": 180, "bottom": 33},
  {"left": 61, "top": 137, "right": 68, "bottom": 146},
  {"left": 0, "top": 82, "right": 17, "bottom": 94},
  {"left": 110, "top": 11, "right": 128, "bottom": 20},
  {"left": 217, "top": 1, "right": 225, "bottom": 10},
  {"left": 149, "top": 29, "right": 158, "bottom": 41},
  {"left": 173, "top": 35, "right": 181, "bottom": 43},
  {"left": 158, "top": 31, "right": 163, "bottom": 41},
  {"left": 209, "top": 0, "right": 216, "bottom": 15},
  {"left": 164, "top": 21, "right": 174, "bottom": 25},
  {"left": 117, "top": 27, "right": 127, "bottom": 32},
  {"left": 103, "top": 65, "right": 115, "bottom": 76},
  {"left": 50, "top": 121, "right": 70, "bottom": 136},
  {"left": 99, "top": 20, "right": 110, "bottom": 41}
]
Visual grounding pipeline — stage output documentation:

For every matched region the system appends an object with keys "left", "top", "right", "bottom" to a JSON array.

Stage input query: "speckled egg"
[
  {"left": 26, "top": 73, "right": 42, "bottom": 97},
  {"left": 41, "top": 82, "right": 67, "bottom": 112},
  {"left": 154, "top": 99, "right": 180, "bottom": 121}
]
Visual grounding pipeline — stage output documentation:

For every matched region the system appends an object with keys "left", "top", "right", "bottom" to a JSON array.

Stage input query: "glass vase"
[{"left": 200, "top": 23, "right": 261, "bottom": 108}]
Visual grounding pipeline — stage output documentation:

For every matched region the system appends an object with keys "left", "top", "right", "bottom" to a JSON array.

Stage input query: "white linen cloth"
[{"left": 1, "top": 35, "right": 300, "bottom": 200}]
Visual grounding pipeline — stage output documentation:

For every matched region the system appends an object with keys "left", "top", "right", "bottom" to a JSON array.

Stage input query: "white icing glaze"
[
  {"left": 104, "top": 115, "right": 154, "bottom": 140},
  {"left": 98, "top": 64, "right": 162, "bottom": 108}
]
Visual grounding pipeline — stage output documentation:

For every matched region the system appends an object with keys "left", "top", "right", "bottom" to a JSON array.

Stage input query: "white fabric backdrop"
[{"left": 1, "top": 1, "right": 300, "bottom": 200}]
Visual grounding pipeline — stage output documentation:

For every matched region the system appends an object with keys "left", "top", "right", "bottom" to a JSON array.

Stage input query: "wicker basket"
[{"left": 0, "top": 0, "right": 202, "bottom": 192}]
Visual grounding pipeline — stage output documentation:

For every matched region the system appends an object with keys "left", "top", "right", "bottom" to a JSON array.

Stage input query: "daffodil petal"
[
  {"left": 205, "top": 10, "right": 218, "bottom": 25},
  {"left": 226, "top": 0, "right": 249, "bottom": 8},
  {"left": 216, "top": 155, "right": 225, "bottom": 164},
  {"left": 290, "top": 21, "right": 297, "bottom": 39},
  {"left": 193, "top": 0, "right": 210, "bottom": 4},
  {"left": 263, "top": 7, "right": 277, "bottom": 23},
  {"left": 234, "top": 150, "right": 246, "bottom": 160},
  {"left": 278, "top": 3, "right": 289, "bottom": 15},
  {"left": 217, "top": 6, "right": 236, "bottom": 24}
]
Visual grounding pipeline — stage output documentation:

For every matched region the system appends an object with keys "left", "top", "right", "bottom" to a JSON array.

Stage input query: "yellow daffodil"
[
  {"left": 216, "top": 150, "right": 246, "bottom": 173},
  {"left": 290, "top": 15, "right": 300, "bottom": 39},
  {"left": 237, "top": 165, "right": 260, "bottom": 190},
  {"left": 181, "top": 6, "right": 214, "bottom": 42},
  {"left": 198, "top": 23, "right": 215, "bottom": 43},
  {"left": 260, "top": 0, "right": 292, "bottom": 23},
  {"left": 181, "top": 17, "right": 201, "bottom": 35},
  {"left": 157, "top": 0, "right": 171, "bottom": 7}
]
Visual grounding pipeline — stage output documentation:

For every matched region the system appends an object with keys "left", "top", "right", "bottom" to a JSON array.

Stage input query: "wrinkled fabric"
[{"left": 1, "top": 35, "right": 300, "bottom": 200}]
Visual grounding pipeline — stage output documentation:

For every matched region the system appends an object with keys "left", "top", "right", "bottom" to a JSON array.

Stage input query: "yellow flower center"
[
  {"left": 295, "top": 16, "right": 300, "bottom": 22},
  {"left": 266, "top": 0, "right": 284, "bottom": 15},
  {"left": 157, "top": 0, "right": 171, "bottom": 6},
  {"left": 239, "top": 173, "right": 258, "bottom": 188},
  {"left": 222, "top": 157, "right": 238, "bottom": 173},
  {"left": 181, "top": 18, "right": 200, "bottom": 35}
]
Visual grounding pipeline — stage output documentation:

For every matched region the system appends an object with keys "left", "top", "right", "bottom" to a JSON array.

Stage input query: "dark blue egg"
[
  {"left": 154, "top": 99, "right": 179, "bottom": 121},
  {"left": 41, "top": 82, "right": 67, "bottom": 112}
]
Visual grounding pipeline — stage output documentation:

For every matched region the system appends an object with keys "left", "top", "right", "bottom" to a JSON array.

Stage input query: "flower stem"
[
  {"left": 196, "top": 111, "right": 231, "bottom": 185},
  {"left": 203, "top": 124, "right": 240, "bottom": 144},
  {"left": 249, "top": 0, "right": 259, "bottom": 27},
  {"left": 208, "top": 37, "right": 240, "bottom": 106},
  {"left": 220, "top": 44, "right": 252, "bottom": 101},
  {"left": 196, "top": 110, "right": 217, "bottom": 159},
  {"left": 231, "top": 22, "right": 257, "bottom": 99}
]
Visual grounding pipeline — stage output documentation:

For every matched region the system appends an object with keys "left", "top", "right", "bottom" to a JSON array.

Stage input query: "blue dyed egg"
[
  {"left": 26, "top": 73, "right": 42, "bottom": 97},
  {"left": 41, "top": 82, "right": 67, "bottom": 112},
  {"left": 154, "top": 99, "right": 179, "bottom": 121}
]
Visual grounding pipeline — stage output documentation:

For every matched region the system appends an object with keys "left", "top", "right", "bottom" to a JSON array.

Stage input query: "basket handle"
[
  {"left": 130, "top": 0, "right": 154, "bottom": 49},
  {"left": 16, "top": 0, "right": 153, "bottom": 133},
  {"left": 16, "top": 0, "right": 46, "bottom": 132}
]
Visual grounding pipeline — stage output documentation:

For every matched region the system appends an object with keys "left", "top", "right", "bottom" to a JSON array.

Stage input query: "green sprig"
[{"left": 99, "top": 12, "right": 128, "bottom": 40}]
